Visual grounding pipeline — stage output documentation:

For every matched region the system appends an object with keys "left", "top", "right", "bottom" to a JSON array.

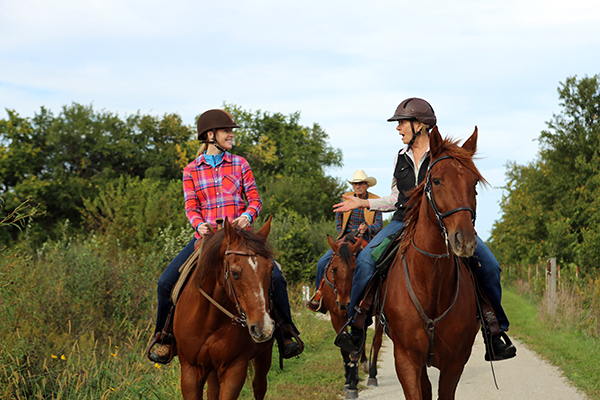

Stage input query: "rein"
[{"left": 198, "top": 248, "right": 261, "bottom": 327}]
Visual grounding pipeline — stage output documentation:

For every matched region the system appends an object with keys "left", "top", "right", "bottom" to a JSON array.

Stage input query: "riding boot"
[
  {"left": 334, "top": 326, "right": 365, "bottom": 355},
  {"left": 484, "top": 331, "right": 517, "bottom": 361},
  {"left": 146, "top": 305, "right": 177, "bottom": 364},
  {"left": 306, "top": 277, "right": 327, "bottom": 313}
]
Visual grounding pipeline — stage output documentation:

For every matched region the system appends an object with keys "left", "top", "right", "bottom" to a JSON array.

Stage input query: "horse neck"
[{"left": 406, "top": 205, "right": 459, "bottom": 308}]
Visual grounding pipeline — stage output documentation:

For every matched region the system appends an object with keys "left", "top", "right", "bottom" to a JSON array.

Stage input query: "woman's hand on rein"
[
  {"left": 232, "top": 215, "right": 251, "bottom": 230},
  {"left": 197, "top": 222, "right": 214, "bottom": 237}
]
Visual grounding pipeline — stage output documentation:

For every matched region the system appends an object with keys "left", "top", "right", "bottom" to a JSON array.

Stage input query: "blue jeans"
[
  {"left": 315, "top": 248, "right": 334, "bottom": 290},
  {"left": 347, "top": 222, "right": 510, "bottom": 332},
  {"left": 348, "top": 220, "right": 405, "bottom": 319},
  {"left": 473, "top": 236, "right": 509, "bottom": 331},
  {"left": 155, "top": 238, "right": 298, "bottom": 335}
]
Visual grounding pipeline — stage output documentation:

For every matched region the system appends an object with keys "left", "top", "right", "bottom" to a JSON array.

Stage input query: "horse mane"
[
  {"left": 336, "top": 233, "right": 358, "bottom": 265},
  {"left": 399, "top": 136, "right": 488, "bottom": 254},
  {"left": 193, "top": 227, "right": 274, "bottom": 288}
]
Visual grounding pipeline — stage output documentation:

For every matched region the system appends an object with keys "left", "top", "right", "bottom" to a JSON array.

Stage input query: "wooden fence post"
[{"left": 547, "top": 258, "right": 557, "bottom": 316}]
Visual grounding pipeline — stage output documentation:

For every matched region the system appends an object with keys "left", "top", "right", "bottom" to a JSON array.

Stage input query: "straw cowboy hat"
[{"left": 348, "top": 170, "right": 377, "bottom": 187}]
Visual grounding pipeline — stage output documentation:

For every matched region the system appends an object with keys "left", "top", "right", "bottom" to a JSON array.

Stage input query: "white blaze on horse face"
[{"left": 249, "top": 256, "right": 258, "bottom": 272}]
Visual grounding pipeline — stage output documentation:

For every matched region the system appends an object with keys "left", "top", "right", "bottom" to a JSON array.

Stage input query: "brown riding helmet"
[
  {"left": 197, "top": 109, "right": 240, "bottom": 140},
  {"left": 387, "top": 98, "right": 437, "bottom": 127}
]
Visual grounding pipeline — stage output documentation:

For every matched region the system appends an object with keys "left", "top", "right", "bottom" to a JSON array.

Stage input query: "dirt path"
[{"left": 357, "top": 334, "right": 590, "bottom": 400}]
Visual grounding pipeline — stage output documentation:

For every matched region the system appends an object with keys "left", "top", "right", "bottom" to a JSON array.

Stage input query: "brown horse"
[
  {"left": 323, "top": 233, "right": 384, "bottom": 399},
  {"left": 174, "top": 218, "right": 275, "bottom": 400},
  {"left": 382, "top": 126, "right": 485, "bottom": 400}
]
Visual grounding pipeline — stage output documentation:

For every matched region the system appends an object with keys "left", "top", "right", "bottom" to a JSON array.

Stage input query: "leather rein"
[
  {"left": 198, "top": 248, "right": 266, "bottom": 327},
  {"left": 402, "top": 154, "right": 475, "bottom": 366}
]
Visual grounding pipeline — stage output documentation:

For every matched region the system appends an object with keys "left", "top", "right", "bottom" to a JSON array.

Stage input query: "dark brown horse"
[
  {"left": 174, "top": 218, "right": 275, "bottom": 400},
  {"left": 323, "top": 233, "right": 384, "bottom": 399},
  {"left": 382, "top": 126, "right": 485, "bottom": 400}
]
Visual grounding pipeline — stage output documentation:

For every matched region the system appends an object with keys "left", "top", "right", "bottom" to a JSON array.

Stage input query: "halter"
[{"left": 423, "top": 155, "right": 476, "bottom": 252}]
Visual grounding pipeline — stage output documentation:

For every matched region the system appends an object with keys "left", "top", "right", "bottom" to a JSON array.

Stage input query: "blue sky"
[{"left": 2, "top": 0, "right": 600, "bottom": 240}]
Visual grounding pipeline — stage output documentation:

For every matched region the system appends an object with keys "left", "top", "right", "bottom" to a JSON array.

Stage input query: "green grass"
[{"left": 503, "top": 287, "right": 600, "bottom": 399}]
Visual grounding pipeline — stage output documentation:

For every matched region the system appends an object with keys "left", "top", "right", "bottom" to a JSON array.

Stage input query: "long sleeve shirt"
[{"left": 183, "top": 151, "right": 262, "bottom": 238}]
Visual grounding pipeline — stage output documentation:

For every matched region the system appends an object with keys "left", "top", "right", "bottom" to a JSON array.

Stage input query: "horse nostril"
[{"left": 249, "top": 324, "right": 260, "bottom": 338}]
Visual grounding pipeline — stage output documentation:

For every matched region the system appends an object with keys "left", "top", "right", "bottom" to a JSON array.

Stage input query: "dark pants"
[
  {"left": 347, "top": 222, "right": 510, "bottom": 331},
  {"left": 155, "top": 238, "right": 298, "bottom": 335}
]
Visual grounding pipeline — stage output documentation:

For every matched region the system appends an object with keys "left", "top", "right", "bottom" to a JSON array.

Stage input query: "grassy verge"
[{"left": 503, "top": 287, "right": 600, "bottom": 399}]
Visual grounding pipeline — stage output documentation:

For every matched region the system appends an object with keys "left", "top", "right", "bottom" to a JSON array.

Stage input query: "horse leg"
[
  {"left": 393, "top": 346, "right": 424, "bottom": 400},
  {"left": 180, "top": 362, "right": 206, "bottom": 400},
  {"left": 216, "top": 359, "right": 249, "bottom": 400},
  {"left": 206, "top": 370, "right": 219, "bottom": 400},
  {"left": 420, "top": 365, "right": 432, "bottom": 400},
  {"left": 343, "top": 353, "right": 360, "bottom": 400},
  {"left": 436, "top": 362, "right": 465, "bottom": 400},
  {"left": 367, "top": 324, "right": 383, "bottom": 387},
  {"left": 251, "top": 347, "right": 273, "bottom": 400}
]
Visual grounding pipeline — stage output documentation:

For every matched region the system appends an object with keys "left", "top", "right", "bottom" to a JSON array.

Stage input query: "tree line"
[
  {"left": 488, "top": 75, "right": 600, "bottom": 276},
  {"left": 0, "top": 103, "right": 345, "bottom": 254}
]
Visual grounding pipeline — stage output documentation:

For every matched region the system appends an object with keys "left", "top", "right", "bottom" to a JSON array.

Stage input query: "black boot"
[
  {"left": 485, "top": 331, "right": 517, "bottom": 361},
  {"left": 334, "top": 328, "right": 365, "bottom": 354}
]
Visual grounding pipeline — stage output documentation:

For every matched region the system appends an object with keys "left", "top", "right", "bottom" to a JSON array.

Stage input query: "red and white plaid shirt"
[{"left": 183, "top": 152, "right": 262, "bottom": 238}]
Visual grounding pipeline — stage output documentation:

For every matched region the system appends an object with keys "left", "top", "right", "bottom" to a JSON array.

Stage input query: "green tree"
[
  {"left": 225, "top": 104, "right": 345, "bottom": 220},
  {"left": 489, "top": 75, "right": 600, "bottom": 273}
]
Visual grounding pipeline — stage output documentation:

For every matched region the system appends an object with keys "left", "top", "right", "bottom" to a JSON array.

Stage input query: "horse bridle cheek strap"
[{"left": 424, "top": 155, "right": 476, "bottom": 245}]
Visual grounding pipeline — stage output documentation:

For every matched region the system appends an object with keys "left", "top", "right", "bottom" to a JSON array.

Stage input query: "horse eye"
[
  {"left": 432, "top": 178, "right": 441, "bottom": 186},
  {"left": 231, "top": 270, "right": 240, "bottom": 279}
]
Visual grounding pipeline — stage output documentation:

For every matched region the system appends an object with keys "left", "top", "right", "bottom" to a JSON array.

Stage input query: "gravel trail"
[{"left": 356, "top": 334, "right": 590, "bottom": 400}]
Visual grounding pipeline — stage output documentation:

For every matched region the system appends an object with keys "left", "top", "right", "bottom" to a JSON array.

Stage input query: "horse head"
[
  {"left": 425, "top": 126, "right": 486, "bottom": 257},
  {"left": 220, "top": 216, "right": 275, "bottom": 343},
  {"left": 326, "top": 233, "right": 362, "bottom": 311}
]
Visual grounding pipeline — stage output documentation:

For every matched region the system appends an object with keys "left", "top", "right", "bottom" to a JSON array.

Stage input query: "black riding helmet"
[
  {"left": 388, "top": 98, "right": 436, "bottom": 149},
  {"left": 196, "top": 109, "right": 240, "bottom": 152}
]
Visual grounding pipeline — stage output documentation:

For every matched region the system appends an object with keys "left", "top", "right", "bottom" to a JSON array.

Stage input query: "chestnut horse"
[
  {"left": 323, "top": 233, "right": 384, "bottom": 399},
  {"left": 174, "top": 218, "right": 275, "bottom": 400},
  {"left": 382, "top": 126, "right": 485, "bottom": 400}
]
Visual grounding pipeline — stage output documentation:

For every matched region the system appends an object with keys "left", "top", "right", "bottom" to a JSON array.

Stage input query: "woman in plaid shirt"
[{"left": 149, "top": 109, "right": 301, "bottom": 364}]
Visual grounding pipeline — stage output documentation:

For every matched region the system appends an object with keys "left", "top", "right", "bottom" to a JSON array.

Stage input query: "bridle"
[
  {"left": 199, "top": 248, "right": 272, "bottom": 327},
  {"left": 324, "top": 241, "right": 358, "bottom": 312},
  {"left": 413, "top": 155, "right": 477, "bottom": 258}
]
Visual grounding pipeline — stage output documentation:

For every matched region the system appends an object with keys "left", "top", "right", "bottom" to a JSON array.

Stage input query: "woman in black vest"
[{"left": 333, "top": 98, "right": 516, "bottom": 362}]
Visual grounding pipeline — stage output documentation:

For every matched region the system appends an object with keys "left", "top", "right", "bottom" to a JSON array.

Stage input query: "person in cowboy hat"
[{"left": 306, "top": 170, "right": 383, "bottom": 312}]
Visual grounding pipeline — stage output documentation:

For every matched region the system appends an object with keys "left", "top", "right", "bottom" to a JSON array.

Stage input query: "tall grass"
[{"left": 0, "top": 215, "right": 344, "bottom": 398}]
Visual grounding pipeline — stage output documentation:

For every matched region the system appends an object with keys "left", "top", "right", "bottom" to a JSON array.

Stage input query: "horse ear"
[
  {"left": 462, "top": 126, "right": 478, "bottom": 155},
  {"left": 350, "top": 236, "right": 363, "bottom": 254},
  {"left": 429, "top": 126, "right": 443, "bottom": 159},
  {"left": 223, "top": 217, "right": 240, "bottom": 245},
  {"left": 257, "top": 215, "right": 272, "bottom": 239},
  {"left": 327, "top": 234, "right": 337, "bottom": 251}
]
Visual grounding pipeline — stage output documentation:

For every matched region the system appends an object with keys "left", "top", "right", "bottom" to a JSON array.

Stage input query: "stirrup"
[{"left": 146, "top": 332, "right": 177, "bottom": 364}]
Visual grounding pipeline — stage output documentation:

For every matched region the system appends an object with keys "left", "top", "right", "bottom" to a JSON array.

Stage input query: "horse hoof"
[
  {"left": 367, "top": 377, "right": 378, "bottom": 387},
  {"left": 345, "top": 389, "right": 358, "bottom": 399}
]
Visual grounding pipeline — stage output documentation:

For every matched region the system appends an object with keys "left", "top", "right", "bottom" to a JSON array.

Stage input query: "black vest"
[{"left": 392, "top": 151, "right": 430, "bottom": 222}]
